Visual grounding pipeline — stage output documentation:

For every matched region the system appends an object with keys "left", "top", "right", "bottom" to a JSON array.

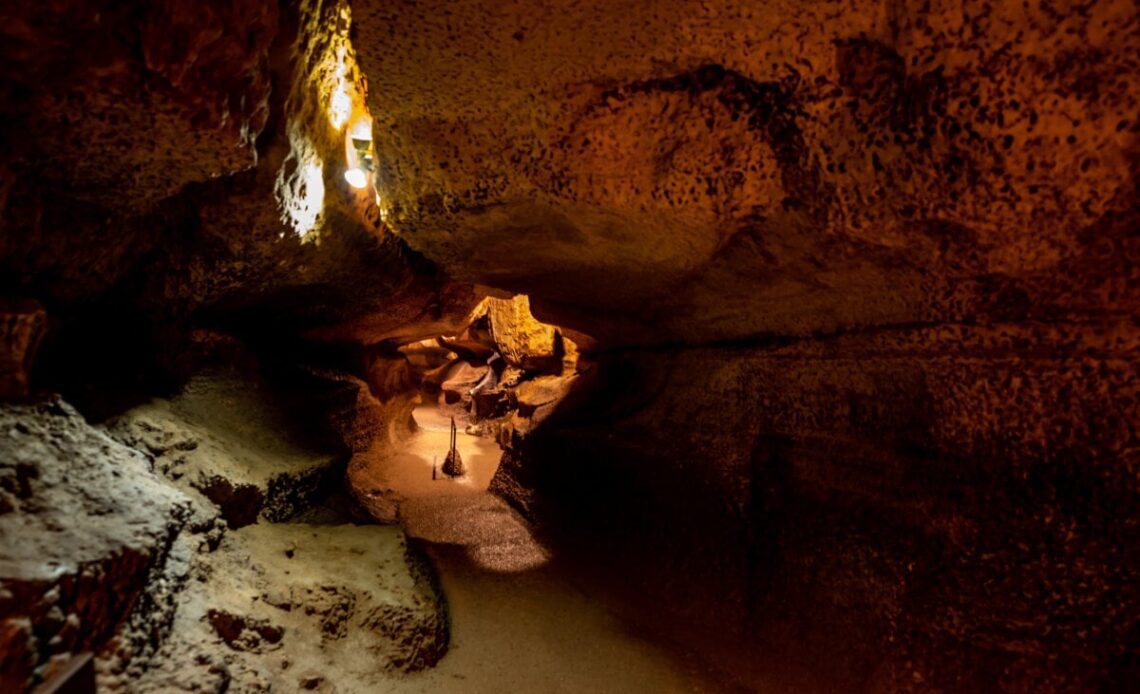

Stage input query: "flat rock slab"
[
  {"left": 110, "top": 369, "right": 343, "bottom": 527},
  {"left": 129, "top": 522, "right": 447, "bottom": 692}
]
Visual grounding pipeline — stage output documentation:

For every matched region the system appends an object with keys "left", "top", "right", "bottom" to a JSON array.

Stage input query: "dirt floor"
[{"left": 349, "top": 402, "right": 718, "bottom": 693}]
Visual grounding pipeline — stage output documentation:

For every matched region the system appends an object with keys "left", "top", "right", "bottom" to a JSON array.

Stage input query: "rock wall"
[
  {"left": 0, "top": 0, "right": 1136, "bottom": 690},
  {"left": 355, "top": 0, "right": 1138, "bottom": 344},
  {"left": 0, "top": 0, "right": 275, "bottom": 215},
  {"left": 0, "top": 0, "right": 478, "bottom": 402},
  {"left": 108, "top": 368, "right": 347, "bottom": 528},
  {"left": 496, "top": 321, "right": 1138, "bottom": 690},
  {"left": 0, "top": 301, "right": 45, "bottom": 399},
  {"left": 352, "top": 0, "right": 1140, "bottom": 690}
]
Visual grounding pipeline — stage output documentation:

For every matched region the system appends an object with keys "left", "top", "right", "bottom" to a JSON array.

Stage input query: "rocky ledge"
[{"left": 0, "top": 367, "right": 450, "bottom": 691}]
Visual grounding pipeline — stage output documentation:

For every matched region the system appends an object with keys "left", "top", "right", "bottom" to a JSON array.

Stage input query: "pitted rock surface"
[{"left": 354, "top": 0, "right": 1139, "bottom": 346}]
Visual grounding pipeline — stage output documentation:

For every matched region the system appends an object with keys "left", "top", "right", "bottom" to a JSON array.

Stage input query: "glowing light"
[
  {"left": 329, "top": 87, "right": 352, "bottom": 130},
  {"left": 328, "top": 45, "right": 352, "bottom": 130},
  {"left": 349, "top": 118, "right": 373, "bottom": 142},
  {"left": 276, "top": 152, "right": 325, "bottom": 238},
  {"left": 293, "top": 163, "right": 325, "bottom": 236},
  {"left": 344, "top": 167, "right": 367, "bottom": 188},
  {"left": 344, "top": 117, "right": 374, "bottom": 191}
]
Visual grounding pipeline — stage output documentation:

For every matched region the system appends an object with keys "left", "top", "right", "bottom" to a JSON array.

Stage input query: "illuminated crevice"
[{"left": 276, "top": 0, "right": 380, "bottom": 241}]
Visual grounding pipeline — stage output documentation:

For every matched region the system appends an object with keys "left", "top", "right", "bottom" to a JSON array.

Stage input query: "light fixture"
[
  {"left": 344, "top": 167, "right": 367, "bottom": 188},
  {"left": 350, "top": 119, "right": 373, "bottom": 142},
  {"left": 344, "top": 117, "right": 375, "bottom": 190}
]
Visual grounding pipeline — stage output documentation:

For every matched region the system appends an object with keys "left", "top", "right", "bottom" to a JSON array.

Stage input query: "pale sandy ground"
[{"left": 363, "top": 404, "right": 718, "bottom": 693}]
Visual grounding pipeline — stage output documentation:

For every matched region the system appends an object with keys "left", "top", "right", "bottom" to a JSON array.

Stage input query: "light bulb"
[{"left": 344, "top": 167, "right": 367, "bottom": 189}]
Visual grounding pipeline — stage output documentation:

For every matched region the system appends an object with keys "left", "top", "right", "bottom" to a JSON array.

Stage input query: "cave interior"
[{"left": 1, "top": 0, "right": 1138, "bottom": 692}]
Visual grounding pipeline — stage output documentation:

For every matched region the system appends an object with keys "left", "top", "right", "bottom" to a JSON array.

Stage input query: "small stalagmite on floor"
[{"left": 441, "top": 416, "right": 466, "bottom": 477}]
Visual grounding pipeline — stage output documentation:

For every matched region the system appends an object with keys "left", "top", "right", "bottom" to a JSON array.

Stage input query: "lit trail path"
[{"left": 350, "top": 403, "right": 713, "bottom": 693}]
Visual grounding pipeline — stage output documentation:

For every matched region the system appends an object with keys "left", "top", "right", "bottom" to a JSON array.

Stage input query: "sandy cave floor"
[{"left": 349, "top": 403, "right": 717, "bottom": 693}]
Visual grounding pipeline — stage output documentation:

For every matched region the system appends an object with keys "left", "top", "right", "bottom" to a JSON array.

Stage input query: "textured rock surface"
[
  {"left": 124, "top": 521, "right": 448, "bottom": 692},
  {"left": 0, "top": 398, "right": 193, "bottom": 691},
  {"left": 0, "top": 0, "right": 1137, "bottom": 691},
  {"left": 494, "top": 322, "right": 1140, "bottom": 690},
  {"left": 355, "top": 0, "right": 1139, "bottom": 346},
  {"left": 165, "top": 0, "right": 479, "bottom": 346},
  {"left": 350, "top": 1, "right": 1140, "bottom": 689},
  {"left": 0, "top": 0, "right": 275, "bottom": 214},
  {"left": 439, "top": 362, "right": 489, "bottom": 408},
  {"left": 485, "top": 296, "right": 561, "bottom": 372},
  {"left": 0, "top": 0, "right": 478, "bottom": 386},
  {"left": 512, "top": 375, "right": 576, "bottom": 423},
  {"left": 306, "top": 366, "right": 414, "bottom": 456},
  {"left": 0, "top": 373, "right": 452, "bottom": 691},
  {"left": 109, "top": 368, "right": 343, "bottom": 528}
]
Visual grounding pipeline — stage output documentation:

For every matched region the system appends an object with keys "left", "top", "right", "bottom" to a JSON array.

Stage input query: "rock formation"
[
  {"left": 0, "top": 364, "right": 449, "bottom": 691},
  {"left": 0, "top": 398, "right": 194, "bottom": 690},
  {"left": 441, "top": 418, "right": 466, "bottom": 478},
  {"left": 0, "top": 0, "right": 1136, "bottom": 691},
  {"left": 350, "top": 1, "right": 1139, "bottom": 690},
  {"left": 354, "top": 0, "right": 1138, "bottom": 346}
]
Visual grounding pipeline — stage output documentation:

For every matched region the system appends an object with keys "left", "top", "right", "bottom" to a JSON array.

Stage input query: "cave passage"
[
  {"left": 346, "top": 389, "right": 706, "bottom": 692},
  {"left": 2, "top": 0, "right": 1138, "bottom": 692}
]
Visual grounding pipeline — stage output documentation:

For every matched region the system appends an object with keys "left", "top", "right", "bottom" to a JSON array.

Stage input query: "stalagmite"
[{"left": 441, "top": 416, "right": 466, "bottom": 478}]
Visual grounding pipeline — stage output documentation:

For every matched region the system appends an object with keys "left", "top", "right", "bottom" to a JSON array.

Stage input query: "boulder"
[
  {"left": 514, "top": 375, "right": 575, "bottom": 420},
  {"left": 472, "top": 388, "right": 517, "bottom": 421},
  {"left": 0, "top": 397, "right": 193, "bottom": 691},
  {"left": 486, "top": 296, "right": 562, "bottom": 373},
  {"left": 398, "top": 339, "right": 457, "bottom": 371},
  {"left": 124, "top": 522, "right": 448, "bottom": 690},
  {"left": 439, "top": 362, "right": 488, "bottom": 407}
]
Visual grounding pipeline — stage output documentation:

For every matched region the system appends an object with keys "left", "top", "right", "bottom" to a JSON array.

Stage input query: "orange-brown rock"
[
  {"left": 472, "top": 388, "right": 517, "bottom": 421},
  {"left": 0, "top": 0, "right": 479, "bottom": 392},
  {"left": 0, "top": 301, "right": 45, "bottom": 400},
  {"left": 354, "top": 0, "right": 1139, "bottom": 347},
  {"left": 152, "top": 0, "right": 478, "bottom": 345},
  {"left": 485, "top": 296, "right": 562, "bottom": 373},
  {"left": 0, "top": 0, "right": 275, "bottom": 214},
  {"left": 0, "top": 1, "right": 1136, "bottom": 691},
  {"left": 350, "top": 1, "right": 1140, "bottom": 689},
  {"left": 439, "top": 362, "right": 488, "bottom": 407},
  {"left": 398, "top": 339, "right": 456, "bottom": 372},
  {"left": 513, "top": 376, "right": 576, "bottom": 422}
]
